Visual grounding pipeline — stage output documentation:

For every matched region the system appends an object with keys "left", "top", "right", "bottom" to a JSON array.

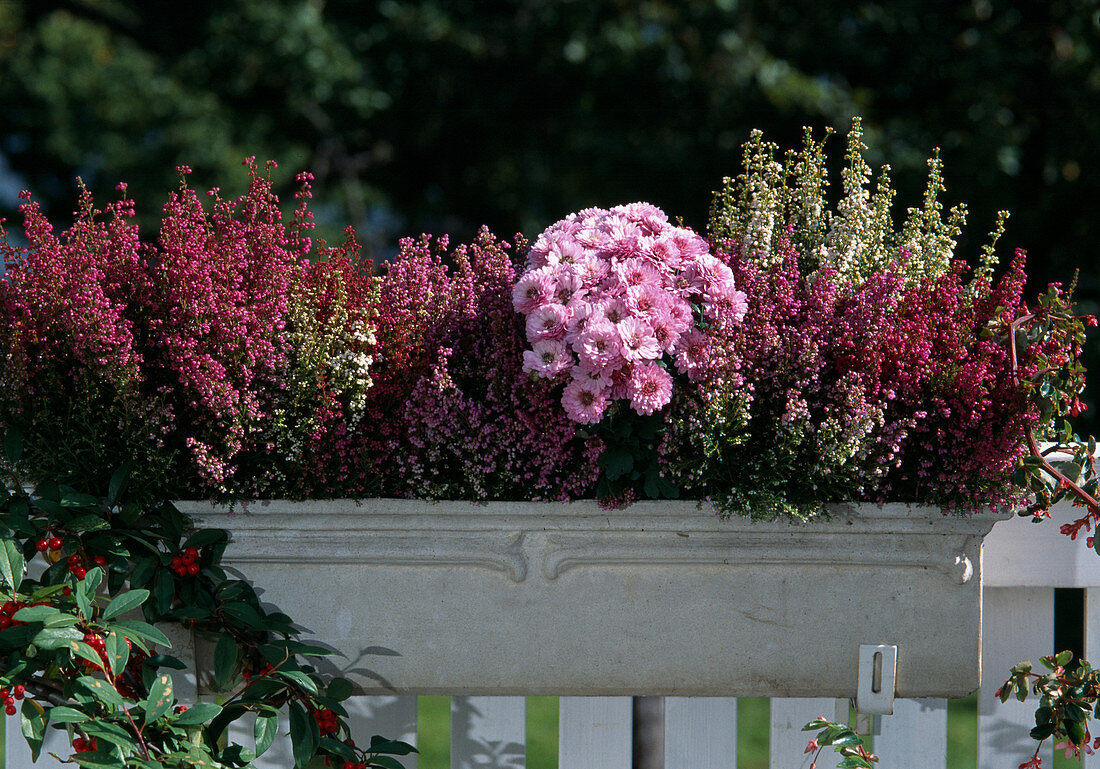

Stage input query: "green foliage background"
[{"left": 1, "top": 0, "right": 1097, "bottom": 420}]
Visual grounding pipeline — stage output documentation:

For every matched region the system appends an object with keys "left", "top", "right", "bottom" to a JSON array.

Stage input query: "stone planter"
[{"left": 177, "top": 500, "right": 1007, "bottom": 698}]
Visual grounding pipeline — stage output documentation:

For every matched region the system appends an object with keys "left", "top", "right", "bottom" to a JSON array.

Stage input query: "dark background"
[{"left": 2, "top": 0, "right": 1098, "bottom": 423}]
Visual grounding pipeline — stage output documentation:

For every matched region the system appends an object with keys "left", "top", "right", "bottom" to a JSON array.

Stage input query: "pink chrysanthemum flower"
[
  {"left": 626, "top": 283, "right": 668, "bottom": 322},
  {"left": 512, "top": 267, "right": 557, "bottom": 314},
  {"left": 525, "top": 303, "right": 569, "bottom": 342},
  {"left": 618, "top": 316, "right": 661, "bottom": 361},
  {"left": 522, "top": 339, "right": 571, "bottom": 378},
  {"left": 574, "top": 319, "right": 623, "bottom": 369},
  {"left": 562, "top": 378, "right": 610, "bottom": 424},
  {"left": 674, "top": 330, "right": 710, "bottom": 380},
  {"left": 627, "top": 361, "right": 673, "bottom": 415}
]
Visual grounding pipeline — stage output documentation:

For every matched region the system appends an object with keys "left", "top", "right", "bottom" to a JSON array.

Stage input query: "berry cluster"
[
  {"left": 67, "top": 554, "right": 107, "bottom": 581},
  {"left": 170, "top": 547, "right": 201, "bottom": 577},
  {"left": 34, "top": 536, "right": 63, "bottom": 556},
  {"left": 312, "top": 706, "right": 339, "bottom": 736},
  {"left": 71, "top": 737, "right": 98, "bottom": 754},
  {"left": 241, "top": 662, "right": 274, "bottom": 683},
  {"left": 0, "top": 685, "right": 25, "bottom": 716},
  {"left": 0, "top": 601, "right": 26, "bottom": 631}
]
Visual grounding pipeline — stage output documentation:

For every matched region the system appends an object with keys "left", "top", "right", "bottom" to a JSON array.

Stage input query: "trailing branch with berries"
[{"left": 0, "top": 431, "right": 415, "bottom": 769}]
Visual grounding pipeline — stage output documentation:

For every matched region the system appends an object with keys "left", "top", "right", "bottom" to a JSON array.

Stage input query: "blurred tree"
[{"left": 2, "top": 0, "right": 1098, "bottom": 420}]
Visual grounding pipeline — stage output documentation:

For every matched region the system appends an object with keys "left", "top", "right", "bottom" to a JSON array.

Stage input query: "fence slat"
[
  {"left": 770, "top": 697, "right": 841, "bottom": 769},
  {"left": 450, "top": 696, "right": 525, "bottom": 769},
  {"left": 875, "top": 698, "right": 947, "bottom": 769},
  {"left": 663, "top": 697, "right": 736, "bottom": 769},
  {"left": 978, "top": 587, "right": 1053, "bottom": 769},
  {"left": 559, "top": 696, "right": 631, "bottom": 769},
  {"left": 1086, "top": 588, "right": 1100, "bottom": 769},
  {"left": 347, "top": 696, "right": 419, "bottom": 769}
]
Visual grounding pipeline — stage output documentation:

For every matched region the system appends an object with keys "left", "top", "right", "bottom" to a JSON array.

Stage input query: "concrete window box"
[{"left": 178, "top": 499, "right": 1008, "bottom": 698}]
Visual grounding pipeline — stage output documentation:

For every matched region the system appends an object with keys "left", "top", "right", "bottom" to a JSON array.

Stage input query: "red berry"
[
  {"left": 187, "top": 563, "right": 200, "bottom": 576},
  {"left": 62, "top": 586, "right": 72, "bottom": 596},
  {"left": 67, "top": 555, "right": 80, "bottom": 566},
  {"left": 35, "top": 539, "right": 48, "bottom": 552},
  {"left": 184, "top": 547, "right": 199, "bottom": 561},
  {"left": 171, "top": 556, "right": 182, "bottom": 569},
  {"left": 48, "top": 538, "right": 62, "bottom": 551},
  {"left": 6, "top": 705, "right": 15, "bottom": 716},
  {"left": 13, "top": 686, "right": 24, "bottom": 699},
  {"left": 0, "top": 617, "right": 12, "bottom": 630},
  {"left": 73, "top": 567, "right": 87, "bottom": 580},
  {"left": 93, "top": 556, "right": 106, "bottom": 567}
]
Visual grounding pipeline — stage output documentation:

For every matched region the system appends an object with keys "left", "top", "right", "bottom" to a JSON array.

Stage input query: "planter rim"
[{"left": 176, "top": 498, "right": 1011, "bottom": 536}]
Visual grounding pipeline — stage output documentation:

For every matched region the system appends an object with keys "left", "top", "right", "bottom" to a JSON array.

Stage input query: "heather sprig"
[
  {"left": 337, "top": 228, "right": 598, "bottom": 502},
  {"left": 708, "top": 118, "right": 999, "bottom": 289}
]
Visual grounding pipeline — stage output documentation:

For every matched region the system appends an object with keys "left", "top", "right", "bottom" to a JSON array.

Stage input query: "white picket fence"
[{"left": 6, "top": 508, "right": 1097, "bottom": 769}]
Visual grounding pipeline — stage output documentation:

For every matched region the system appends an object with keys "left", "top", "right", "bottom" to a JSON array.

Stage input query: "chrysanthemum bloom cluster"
[{"left": 514, "top": 203, "right": 747, "bottom": 424}]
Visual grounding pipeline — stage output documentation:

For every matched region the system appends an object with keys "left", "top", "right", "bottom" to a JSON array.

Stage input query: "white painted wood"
[
  {"left": 984, "top": 506, "right": 1100, "bottom": 587},
  {"left": 663, "top": 697, "right": 737, "bottom": 769},
  {"left": 875, "top": 698, "right": 947, "bottom": 769},
  {"left": 978, "top": 587, "right": 1053, "bottom": 769},
  {"left": 1085, "top": 588, "right": 1100, "bottom": 769},
  {"left": 346, "top": 696, "right": 419, "bottom": 769},
  {"left": 769, "top": 698, "right": 841, "bottom": 769},
  {"left": 451, "top": 696, "right": 526, "bottom": 769},
  {"left": 558, "top": 696, "right": 631, "bottom": 769}
]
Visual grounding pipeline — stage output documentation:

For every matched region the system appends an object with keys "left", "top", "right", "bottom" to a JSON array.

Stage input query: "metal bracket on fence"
[{"left": 856, "top": 643, "right": 897, "bottom": 715}]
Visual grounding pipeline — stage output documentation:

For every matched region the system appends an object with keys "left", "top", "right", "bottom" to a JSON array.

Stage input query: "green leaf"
[
  {"left": 75, "top": 579, "right": 93, "bottom": 621},
  {"left": 836, "top": 758, "right": 874, "bottom": 769},
  {"left": 174, "top": 702, "right": 222, "bottom": 725},
  {"left": 82, "top": 566, "right": 104, "bottom": 595},
  {"left": 143, "top": 674, "right": 174, "bottom": 724},
  {"left": 20, "top": 698, "right": 46, "bottom": 760},
  {"left": 152, "top": 569, "right": 175, "bottom": 616},
  {"left": 1067, "top": 719, "right": 1087, "bottom": 745},
  {"left": 220, "top": 602, "right": 265, "bottom": 629},
  {"left": 48, "top": 706, "right": 89, "bottom": 723},
  {"left": 66, "top": 514, "right": 111, "bottom": 533},
  {"left": 320, "top": 736, "right": 356, "bottom": 761},
  {"left": 183, "top": 529, "right": 228, "bottom": 550},
  {"left": 72, "top": 749, "right": 122, "bottom": 769},
  {"left": 0, "top": 538, "right": 25, "bottom": 592},
  {"left": 77, "top": 676, "right": 126, "bottom": 707},
  {"left": 1055, "top": 650, "right": 1074, "bottom": 667},
  {"left": 368, "top": 738, "right": 417, "bottom": 756},
  {"left": 4, "top": 428, "right": 22, "bottom": 465},
  {"left": 255, "top": 712, "right": 279, "bottom": 757},
  {"left": 213, "top": 633, "right": 238, "bottom": 689},
  {"left": 107, "top": 462, "right": 132, "bottom": 508},
  {"left": 327, "top": 678, "right": 354, "bottom": 702},
  {"left": 105, "top": 631, "right": 129, "bottom": 676},
  {"left": 31, "top": 626, "right": 84, "bottom": 650},
  {"left": 277, "top": 669, "right": 318, "bottom": 694},
  {"left": 289, "top": 701, "right": 318, "bottom": 769},
  {"left": 369, "top": 757, "right": 409, "bottom": 769},
  {"left": 43, "top": 613, "right": 81, "bottom": 628},
  {"left": 101, "top": 589, "right": 150, "bottom": 621},
  {"left": 83, "top": 720, "right": 137, "bottom": 751},
  {"left": 13, "top": 605, "right": 61, "bottom": 622},
  {"left": 111, "top": 620, "right": 171, "bottom": 648},
  {"left": 68, "top": 640, "right": 105, "bottom": 668}
]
